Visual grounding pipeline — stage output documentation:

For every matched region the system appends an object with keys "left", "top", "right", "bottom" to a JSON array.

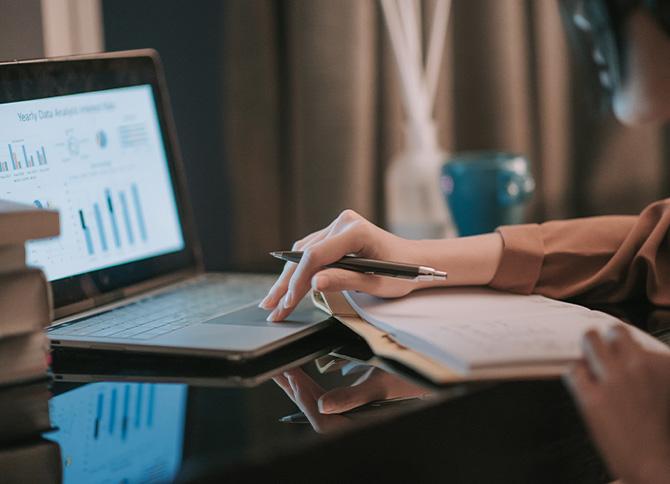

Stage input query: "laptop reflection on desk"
[{"left": 46, "top": 382, "right": 187, "bottom": 483}]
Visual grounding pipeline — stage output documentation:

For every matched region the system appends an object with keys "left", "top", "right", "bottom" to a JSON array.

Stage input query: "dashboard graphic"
[{"left": 0, "top": 85, "right": 185, "bottom": 280}]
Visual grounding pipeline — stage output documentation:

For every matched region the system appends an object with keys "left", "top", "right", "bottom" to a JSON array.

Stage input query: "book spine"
[
  {"left": 0, "top": 438, "right": 62, "bottom": 482},
  {"left": 0, "top": 268, "right": 52, "bottom": 339},
  {"left": 0, "top": 201, "right": 60, "bottom": 247},
  {"left": 0, "top": 243, "right": 26, "bottom": 274},
  {"left": 0, "top": 397, "right": 51, "bottom": 445},
  {"left": 0, "top": 332, "right": 50, "bottom": 387}
]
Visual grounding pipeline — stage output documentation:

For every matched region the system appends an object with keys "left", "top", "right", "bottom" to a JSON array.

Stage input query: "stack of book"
[{"left": 0, "top": 200, "right": 62, "bottom": 483}]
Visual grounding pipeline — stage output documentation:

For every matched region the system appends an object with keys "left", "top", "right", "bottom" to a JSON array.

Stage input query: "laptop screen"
[
  {"left": 0, "top": 52, "right": 200, "bottom": 311},
  {"left": 0, "top": 85, "right": 185, "bottom": 281}
]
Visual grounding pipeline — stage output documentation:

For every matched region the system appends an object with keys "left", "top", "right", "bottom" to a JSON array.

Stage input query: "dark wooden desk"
[{"left": 44, "top": 305, "right": 670, "bottom": 484}]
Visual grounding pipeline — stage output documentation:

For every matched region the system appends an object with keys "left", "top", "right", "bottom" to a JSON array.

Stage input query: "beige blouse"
[{"left": 489, "top": 199, "right": 670, "bottom": 306}]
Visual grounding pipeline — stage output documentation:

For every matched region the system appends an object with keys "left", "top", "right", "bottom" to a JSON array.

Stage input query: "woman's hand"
[
  {"left": 260, "top": 209, "right": 504, "bottom": 321},
  {"left": 259, "top": 210, "right": 423, "bottom": 321},
  {"left": 273, "top": 366, "right": 430, "bottom": 434},
  {"left": 564, "top": 327, "right": 670, "bottom": 484},
  {"left": 315, "top": 366, "right": 430, "bottom": 415},
  {"left": 273, "top": 368, "right": 353, "bottom": 434}
]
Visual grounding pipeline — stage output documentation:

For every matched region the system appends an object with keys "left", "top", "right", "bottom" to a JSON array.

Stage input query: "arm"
[
  {"left": 259, "top": 209, "right": 503, "bottom": 321},
  {"left": 490, "top": 198, "right": 670, "bottom": 305},
  {"left": 261, "top": 199, "right": 670, "bottom": 321}
]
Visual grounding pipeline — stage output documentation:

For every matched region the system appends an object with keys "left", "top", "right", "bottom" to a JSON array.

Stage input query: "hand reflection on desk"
[
  {"left": 648, "top": 309, "right": 670, "bottom": 341},
  {"left": 273, "top": 366, "right": 431, "bottom": 434}
]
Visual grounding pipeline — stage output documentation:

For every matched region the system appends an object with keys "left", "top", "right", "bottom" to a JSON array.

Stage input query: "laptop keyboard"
[{"left": 49, "top": 276, "right": 271, "bottom": 341}]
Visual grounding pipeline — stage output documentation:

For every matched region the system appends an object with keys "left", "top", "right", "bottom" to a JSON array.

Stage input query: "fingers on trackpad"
[{"left": 205, "top": 304, "right": 325, "bottom": 327}]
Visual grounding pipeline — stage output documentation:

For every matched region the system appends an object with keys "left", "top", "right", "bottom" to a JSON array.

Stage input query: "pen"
[
  {"left": 278, "top": 413, "right": 311, "bottom": 424},
  {"left": 270, "top": 251, "right": 447, "bottom": 281}
]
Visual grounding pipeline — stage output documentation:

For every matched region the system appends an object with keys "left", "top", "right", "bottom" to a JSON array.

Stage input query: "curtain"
[
  {"left": 222, "top": 0, "right": 668, "bottom": 271},
  {"left": 0, "top": 0, "right": 44, "bottom": 60}
]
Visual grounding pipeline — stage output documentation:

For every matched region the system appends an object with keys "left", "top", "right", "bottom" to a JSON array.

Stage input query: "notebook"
[{"left": 312, "top": 288, "right": 669, "bottom": 384}]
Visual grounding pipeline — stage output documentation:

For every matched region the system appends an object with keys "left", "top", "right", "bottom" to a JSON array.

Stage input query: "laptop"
[{"left": 0, "top": 50, "right": 330, "bottom": 359}]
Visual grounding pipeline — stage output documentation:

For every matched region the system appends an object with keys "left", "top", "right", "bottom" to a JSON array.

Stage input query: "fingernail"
[
  {"left": 283, "top": 292, "right": 293, "bottom": 309},
  {"left": 266, "top": 307, "right": 280, "bottom": 322},
  {"left": 286, "top": 373, "right": 298, "bottom": 393},
  {"left": 258, "top": 295, "right": 272, "bottom": 309},
  {"left": 318, "top": 398, "right": 331, "bottom": 414}
]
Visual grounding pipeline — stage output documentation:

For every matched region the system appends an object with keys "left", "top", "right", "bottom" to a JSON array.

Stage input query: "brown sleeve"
[{"left": 489, "top": 199, "right": 670, "bottom": 305}]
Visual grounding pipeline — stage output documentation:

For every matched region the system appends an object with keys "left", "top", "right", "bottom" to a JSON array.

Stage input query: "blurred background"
[{"left": 1, "top": 0, "right": 668, "bottom": 271}]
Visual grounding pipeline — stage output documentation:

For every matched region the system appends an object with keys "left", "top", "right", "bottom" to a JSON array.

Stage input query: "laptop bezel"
[{"left": 0, "top": 50, "right": 204, "bottom": 320}]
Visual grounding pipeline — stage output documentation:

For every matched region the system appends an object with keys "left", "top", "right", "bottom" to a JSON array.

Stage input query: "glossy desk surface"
[{"left": 45, "top": 302, "right": 670, "bottom": 484}]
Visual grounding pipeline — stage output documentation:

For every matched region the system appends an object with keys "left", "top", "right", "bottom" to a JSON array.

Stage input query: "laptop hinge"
[{"left": 93, "top": 289, "right": 126, "bottom": 307}]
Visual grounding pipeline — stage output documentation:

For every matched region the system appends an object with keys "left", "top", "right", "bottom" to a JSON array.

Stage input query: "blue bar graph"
[
  {"left": 122, "top": 385, "right": 130, "bottom": 441},
  {"left": 95, "top": 393, "right": 103, "bottom": 439},
  {"left": 135, "top": 385, "right": 143, "bottom": 429},
  {"left": 78, "top": 184, "right": 148, "bottom": 256},
  {"left": 79, "top": 210, "right": 95, "bottom": 255},
  {"left": 86, "top": 384, "right": 159, "bottom": 444},
  {"left": 119, "top": 191, "right": 135, "bottom": 245},
  {"left": 22, "top": 145, "right": 29, "bottom": 167},
  {"left": 131, "top": 184, "right": 148, "bottom": 242},
  {"left": 8, "top": 144, "right": 17, "bottom": 169},
  {"left": 3, "top": 143, "right": 46, "bottom": 170},
  {"left": 93, "top": 203, "right": 108, "bottom": 252},
  {"left": 47, "top": 382, "right": 187, "bottom": 484},
  {"left": 106, "top": 189, "right": 121, "bottom": 248},
  {"left": 109, "top": 388, "right": 117, "bottom": 435}
]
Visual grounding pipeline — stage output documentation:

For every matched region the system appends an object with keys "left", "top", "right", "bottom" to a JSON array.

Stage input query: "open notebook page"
[{"left": 344, "top": 288, "right": 667, "bottom": 374}]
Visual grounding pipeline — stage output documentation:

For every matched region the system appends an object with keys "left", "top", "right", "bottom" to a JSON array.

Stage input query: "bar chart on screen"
[
  {"left": 46, "top": 382, "right": 187, "bottom": 484},
  {"left": 0, "top": 142, "right": 49, "bottom": 172},
  {"left": 77, "top": 183, "right": 149, "bottom": 257}
]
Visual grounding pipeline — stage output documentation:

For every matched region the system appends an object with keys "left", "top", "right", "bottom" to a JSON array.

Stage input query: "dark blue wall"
[{"left": 102, "top": 0, "right": 232, "bottom": 270}]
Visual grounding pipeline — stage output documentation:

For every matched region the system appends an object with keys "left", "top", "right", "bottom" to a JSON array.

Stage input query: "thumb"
[{"left": 311, "top": 268, "right": 412, "bottom": 298}]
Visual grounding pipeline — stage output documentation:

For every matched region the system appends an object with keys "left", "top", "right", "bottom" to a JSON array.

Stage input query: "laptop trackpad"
[{"left": 204, "top": 301, "right": 324, "bottom": 328}]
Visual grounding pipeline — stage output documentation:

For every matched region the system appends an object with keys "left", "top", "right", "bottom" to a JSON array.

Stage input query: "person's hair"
[{"left": 559, "top": 0, "right": 670, "bottom": 111}]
